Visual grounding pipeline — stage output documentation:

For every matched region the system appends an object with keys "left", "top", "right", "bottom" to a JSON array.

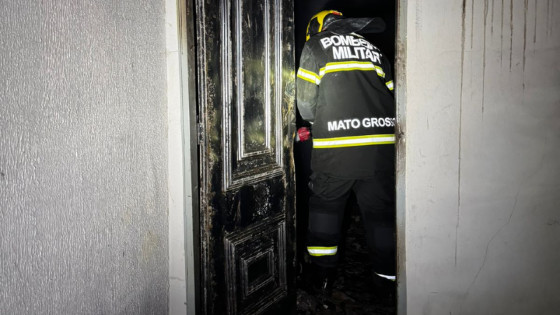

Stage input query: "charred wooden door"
[{"left": 194, "top": 0, "right": 296, "bottom": 314}]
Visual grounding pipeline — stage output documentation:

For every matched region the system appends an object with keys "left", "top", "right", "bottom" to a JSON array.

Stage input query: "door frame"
[
  {"left": 170, "top": 0, "right": 409, "bottom": 314},
  {"left": 395, "top": 0, "right": 407, "bottom": 314},
  {"left": 168, "top": 0, "right": 200, "bottom": 313},
  {"left": 180, "top": 0, "right": 201, "bottom": 313}
]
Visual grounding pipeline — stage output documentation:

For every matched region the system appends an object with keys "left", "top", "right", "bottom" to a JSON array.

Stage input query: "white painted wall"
[
  {"left": 0, "top": 2, "right": 169, "bottom": 314},
  {"left": 398, "top": 1, "right": 560, "bottom": 314}
]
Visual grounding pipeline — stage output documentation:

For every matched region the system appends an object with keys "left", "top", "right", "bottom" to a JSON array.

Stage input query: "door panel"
[{"left": 194, "top": 0, "right": 296, "bottom": 313}]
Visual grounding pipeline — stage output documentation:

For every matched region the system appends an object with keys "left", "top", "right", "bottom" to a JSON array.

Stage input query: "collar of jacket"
[{"left": 324, "top": 17, "right": 386, "bottom": 35}]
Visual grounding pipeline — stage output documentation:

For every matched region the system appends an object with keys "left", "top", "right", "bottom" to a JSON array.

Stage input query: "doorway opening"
[
  {"left": 179, "top": 0, "right": 400, "bottom": 312},
  {"left": 293, "top": 1, "right": 397, "bottom": 314}
]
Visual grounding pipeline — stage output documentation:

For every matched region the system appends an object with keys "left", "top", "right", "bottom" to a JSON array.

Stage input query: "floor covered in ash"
[{"left": 295, "top": 208, "right": 396, "bottom": 315}]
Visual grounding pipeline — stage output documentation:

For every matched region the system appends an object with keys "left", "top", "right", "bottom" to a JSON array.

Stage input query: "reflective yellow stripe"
[
  {"left": 374, "top": 65, "right": 385, "bottom": 78},
  {"left": 297, "top": 68, "right": 321, "bottom": 85},
  {"left": 307, "top": 246, "right": 338, "bottom": 256},
  {"left": 319, "top": 61, "right": 375, "bottom": 77},
  {"left": 386, "top": 80, "right": 394, "bottom": 91},
  {"left": 313, "top": 134, "right": 395, "bottom": 148},
  {"left": 299, "top": 62, "right": 389, "bottom": 85}
]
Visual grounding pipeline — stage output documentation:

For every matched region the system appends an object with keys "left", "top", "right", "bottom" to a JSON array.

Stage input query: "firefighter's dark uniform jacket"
[{"left": 297, "top": 22, "right": 395, "bottom": 179}]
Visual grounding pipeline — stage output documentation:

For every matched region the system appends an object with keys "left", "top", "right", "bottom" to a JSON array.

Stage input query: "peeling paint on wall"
[
  {"left": 471, "top": 0, "right": 475, "bottom": 48},
  {"left": 510, "top": 0, "right": 514, "bottom": 70},
  {"left": 482, "top": 0, "right": 488, "bottom": 117},
  {"left": 461, "top": 0, "right": 556, "bottom": 116},
  {"left": 457, "top": 0, "right": 468, "bottom": 268},
  {"left": 547, "top": 0, "right": 553, "bottom": 38},
  {"left": 533, "top": 0, "right": 537, "bottom": 44}
]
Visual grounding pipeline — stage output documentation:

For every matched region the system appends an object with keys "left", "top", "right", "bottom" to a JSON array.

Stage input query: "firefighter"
[{"left": 296, "top": 10, "right": 396, "bottom": 307}]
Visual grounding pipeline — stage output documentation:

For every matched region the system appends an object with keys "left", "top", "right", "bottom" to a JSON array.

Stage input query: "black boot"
[
  {"left": 302, "top": 264, "right": 337, "bottom": 311},
  {"left": 372, "top": 272, "right": 396, "bottom": 305},
  {"left": 317, "top": 273, "right": 336, "bottom": 311}
]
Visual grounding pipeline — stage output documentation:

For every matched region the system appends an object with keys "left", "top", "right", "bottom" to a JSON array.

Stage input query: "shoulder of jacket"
[{"left": 306, "top": 32, "right": 336, "bottom": 52}]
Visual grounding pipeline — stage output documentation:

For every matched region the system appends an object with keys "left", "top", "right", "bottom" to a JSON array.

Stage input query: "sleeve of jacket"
[
  {"left": 296, "top": 43, "right": 320, "bottom": 123},
  {"left": 380, "top": 53, "right": 394, "bottom": 94}
]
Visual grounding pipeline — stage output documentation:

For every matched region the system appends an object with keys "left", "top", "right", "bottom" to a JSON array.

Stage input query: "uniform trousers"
[{"left": 306, "top": 171, "right": 396, "bottom": 276}]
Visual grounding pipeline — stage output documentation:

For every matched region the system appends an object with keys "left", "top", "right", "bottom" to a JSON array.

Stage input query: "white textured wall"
[
  {"left": 0, "top": 1, "right": 168, "bottom": 314},
  {"left": 401, "top": 0, "right": 560, "bottom": 314}
]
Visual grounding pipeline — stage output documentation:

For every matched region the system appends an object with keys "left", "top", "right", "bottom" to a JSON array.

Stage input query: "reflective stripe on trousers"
[{"left": 307, "top": 246, "right": 338, "bottom": 256}]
